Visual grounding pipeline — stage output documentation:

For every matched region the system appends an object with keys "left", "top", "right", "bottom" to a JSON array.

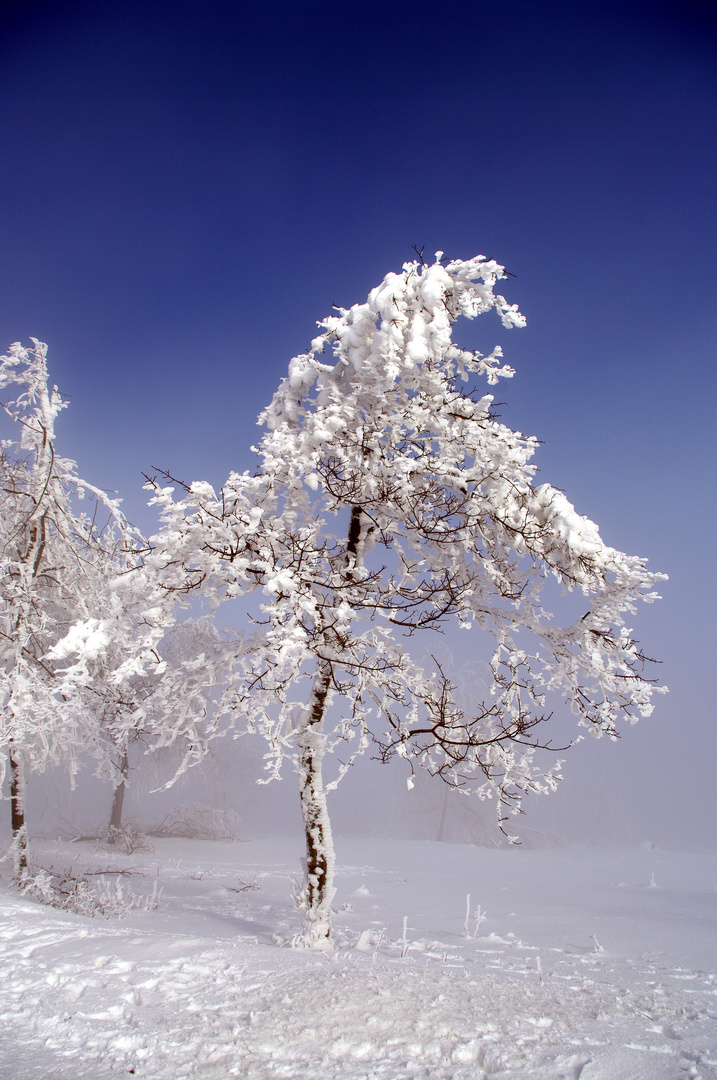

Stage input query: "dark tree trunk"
[
  {"left": 109, "top": 780, "right": 126, "bottom": 831},
  {"left": 9, "top": 750, "right": 28, "bottom": 884},
  {"left": 107, "top": 751, "right": 129, "bottom": 841}
]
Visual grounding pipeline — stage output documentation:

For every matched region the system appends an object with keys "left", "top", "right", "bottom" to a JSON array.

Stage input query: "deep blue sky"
[{"left": 1, "top": 0, "right": 715, "bottom": 846}]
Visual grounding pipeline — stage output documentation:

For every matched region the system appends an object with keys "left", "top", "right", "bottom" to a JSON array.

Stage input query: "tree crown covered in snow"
[
  {"left": 137, "top": 253, "right": 666, "bottom": 835},
  {"left": 0, "top": 341, "right": 153, "bottom": 788}
]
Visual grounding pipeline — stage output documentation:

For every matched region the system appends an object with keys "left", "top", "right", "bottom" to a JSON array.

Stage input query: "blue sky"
[{"left": 1, "top": 0, "right": 715, "bottom": 846}]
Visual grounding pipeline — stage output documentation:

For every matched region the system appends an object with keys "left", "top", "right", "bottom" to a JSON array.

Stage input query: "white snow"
[{"left": 0, "top": 838, "right": 714, "bottom": 1079}]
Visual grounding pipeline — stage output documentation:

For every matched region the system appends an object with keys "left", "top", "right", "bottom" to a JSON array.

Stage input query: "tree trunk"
[
  {"left": 107, "top": 750, "right": 129, "bottom": 841},
  {"left": 436, "top": 785, "right": 449, "bottom": 843},
  {"left": 9, "top": 750, "right": 28, "bottom": 884},
  {"left": 296, "top": 658, "right": 336, "bottom": 948},
  {"left": 294, "top": 506, "right": 365, "bottom": 947}
]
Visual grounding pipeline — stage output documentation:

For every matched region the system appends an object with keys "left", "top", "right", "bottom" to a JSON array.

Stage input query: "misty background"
[{"left": 0, "top": 0, "right": 714, "bottom": 852}]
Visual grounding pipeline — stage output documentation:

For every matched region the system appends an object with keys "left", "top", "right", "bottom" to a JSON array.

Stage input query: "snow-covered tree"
[
  {"left": 0, "top": 340, "right": 153, "bottom": 879},
  {"left": 141, "top": 253, "right": 666, "bottom": 947},
  {"left": 97, "top": 616, "right": 227, "bottom": 840},
  {"left": 49, "top": 547, "right": 167, "bottom": 844}
]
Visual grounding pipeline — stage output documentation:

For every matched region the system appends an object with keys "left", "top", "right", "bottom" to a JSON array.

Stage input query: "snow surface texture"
[{"left": 0, "top": 839, "right": 714, "bottom": 1080}]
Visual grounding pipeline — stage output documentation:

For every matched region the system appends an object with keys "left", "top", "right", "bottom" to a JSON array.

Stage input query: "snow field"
[{"left": 0, "top": 839, "right": 714, "bottom": 1080}]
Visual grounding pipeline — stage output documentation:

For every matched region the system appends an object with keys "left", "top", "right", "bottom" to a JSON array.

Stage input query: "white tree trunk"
[
  {"left": 293, "top": 506, "right": 368, "bottom": 947},
  {"left": 295, "top": 658, "right": 335, "bottom": 948}
]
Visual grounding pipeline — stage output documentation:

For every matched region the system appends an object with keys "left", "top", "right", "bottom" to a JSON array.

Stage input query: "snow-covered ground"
[{"left": 0, "top": 838, "right": 714, "bottom": 1080}]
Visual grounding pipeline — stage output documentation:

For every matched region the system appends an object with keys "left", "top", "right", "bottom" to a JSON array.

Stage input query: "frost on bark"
[
  {"left": 294, "top": 507, "right": 365, "bottom": 945},
  {"left": 295, "top": 660, "right": 335, "bottom": 946},
  {"left": 141, "top": 252, "right": 666, "bottom": 946},
  {"left": 9, "top": 750, "right": 27, "bottom": 883}
]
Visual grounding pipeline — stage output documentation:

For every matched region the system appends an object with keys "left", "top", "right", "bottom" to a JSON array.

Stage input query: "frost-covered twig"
[{"left": 401, "top": 915, "right": 409, "bottom": 958}]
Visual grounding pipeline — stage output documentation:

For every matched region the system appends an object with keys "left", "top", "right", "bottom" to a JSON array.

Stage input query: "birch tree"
[{"left": 140, "top": 253, "right": 666, "bottom": 947}]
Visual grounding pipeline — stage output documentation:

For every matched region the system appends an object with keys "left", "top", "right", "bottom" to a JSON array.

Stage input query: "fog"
[{"left": 7, "top": 609, "right": 714, "bottom": 857}]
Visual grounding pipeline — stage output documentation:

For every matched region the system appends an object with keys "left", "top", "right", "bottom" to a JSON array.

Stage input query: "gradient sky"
[{"left": 1, "top": 0, "right": 715, "bottom": 847}]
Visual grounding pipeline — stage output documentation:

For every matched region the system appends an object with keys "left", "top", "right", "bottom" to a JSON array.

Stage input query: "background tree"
[
  {"left": 99, "top": 616, "right": 228, "bottom": 841},
  {"left": 139, "top": 253, "right": 666, "bottom": 947},
  {"left": 49, "top": 545, "right": 164, "bottom": 844},
  {"left": 52, "top": 612, "right": 233, "bottom": 847},
  {"left": 0, "top": 340, "right": 153, "bottom": 880}
]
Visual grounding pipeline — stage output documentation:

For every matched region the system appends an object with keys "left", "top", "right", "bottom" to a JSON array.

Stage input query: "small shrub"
[
  {"left": 104, "top": 823, "right": 155, "bottom": 854},
  {"left": 147, "top": 803, "right": 242, "bottom": 841},
  {"left": 21, "top": 864, "right": 163, "bottom": 918}
]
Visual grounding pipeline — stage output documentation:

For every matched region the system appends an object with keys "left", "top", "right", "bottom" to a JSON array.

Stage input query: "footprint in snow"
[{"left": 557, "top": 1054, "right": 591, "bottom": 1080}]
